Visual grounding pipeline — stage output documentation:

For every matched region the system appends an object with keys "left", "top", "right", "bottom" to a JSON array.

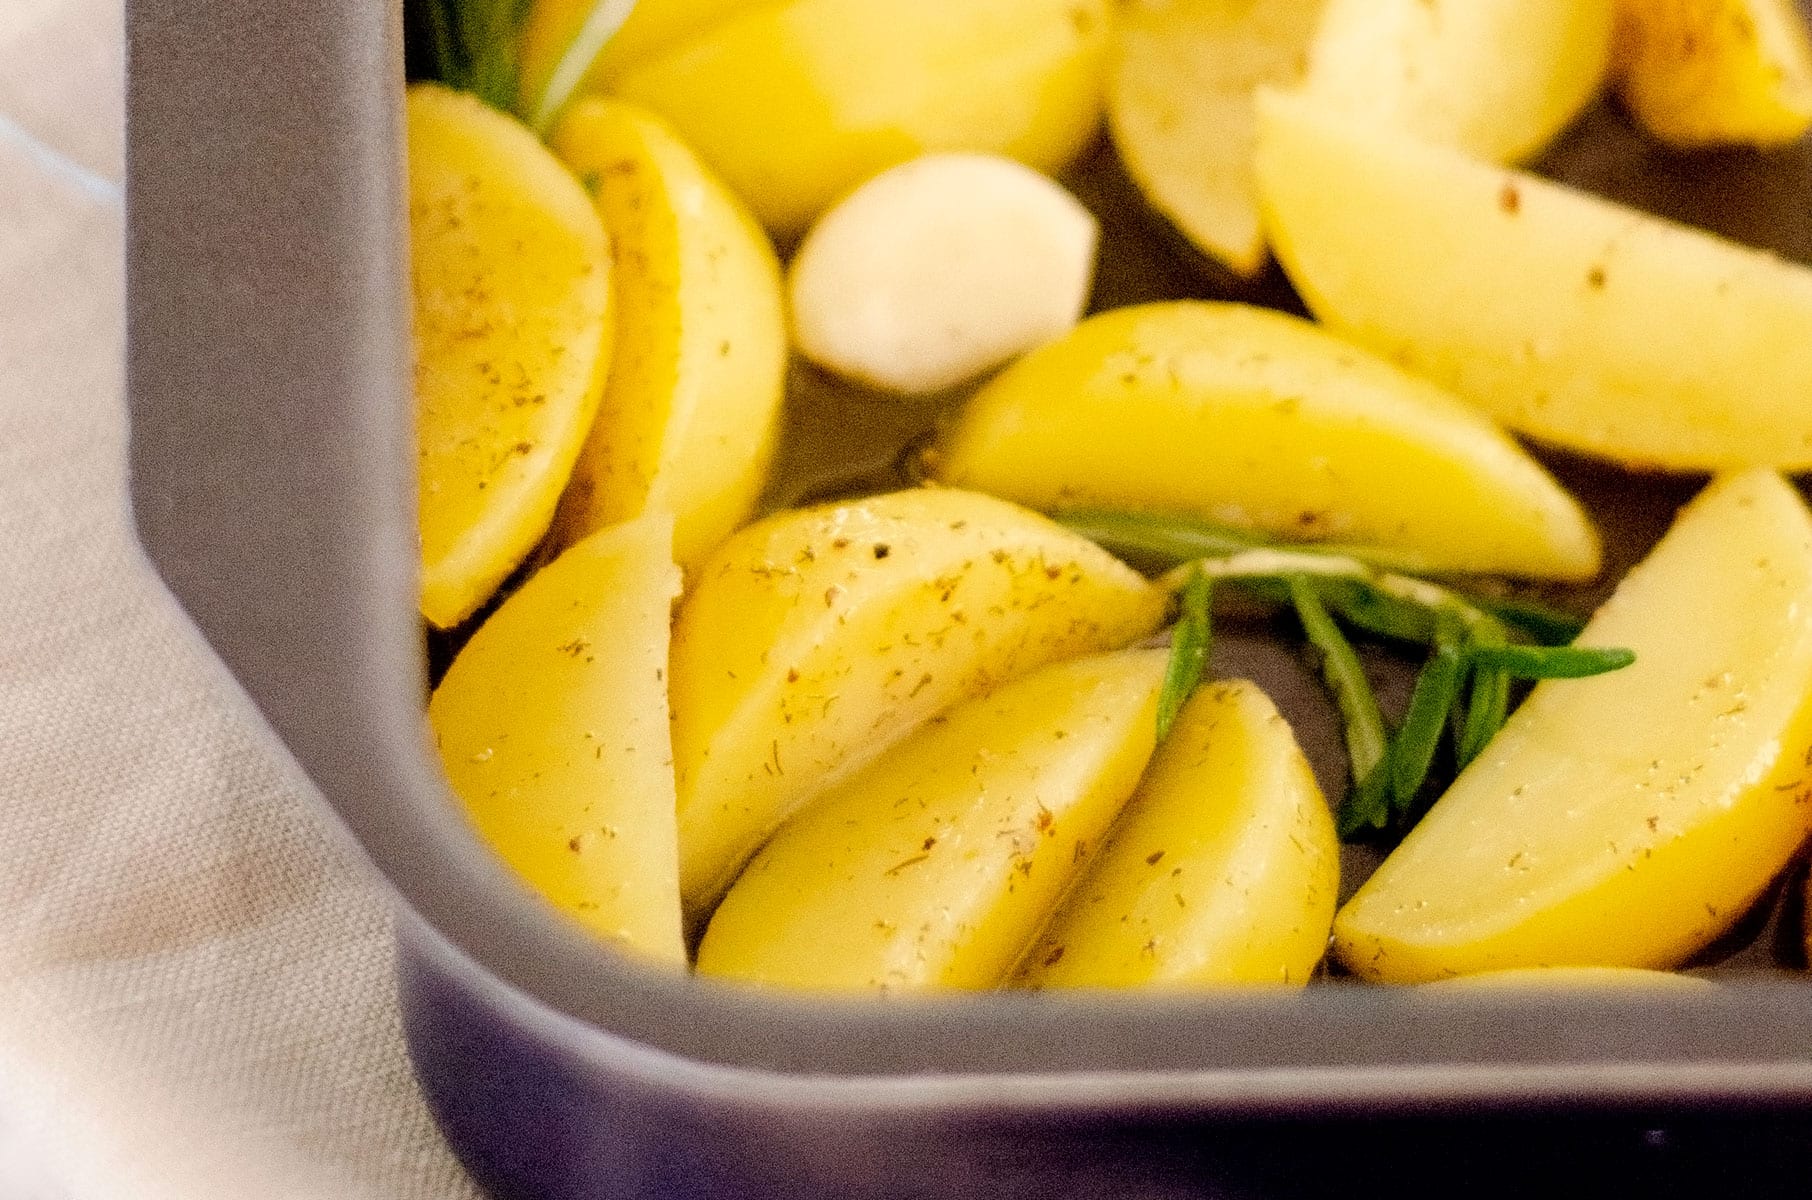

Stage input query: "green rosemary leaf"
[
  {"left": 1466, "top": 643, "right": 1636, "bottom": 679},
  {"left": 1457, "top": 625, "right": 1511, "bottom": 769},
  {"left": 1466, "top": 594, "right": 1589, "bottom": 645},
  {"left": 1338, "top": 756, "right": 1395, "bottom": 838},
  {"left": 1310, "top": 576, "right": 1439, "bottom": 644},
  {"left": 1056, "top": 510, "right": 1273, "bottom": 569},
  {"left": 1288, "top": 576, "right": 1388, "bottom": 784},
  {"left": 1392, "top": 625, "right": 1467, "bottom": 809},
  {"left": 1156, "top": 569, "right": 1214, "bottom": 742},
  {"left": 1053, "top": 509, "right": 1440, "bottom": 575},
  {"left": 415, "top": 0, "right": 461, "bottom": 84}
]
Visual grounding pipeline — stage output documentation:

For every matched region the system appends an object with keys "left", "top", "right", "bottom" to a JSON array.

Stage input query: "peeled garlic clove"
[{"left": 788, "top": 153, "right": 1097, "bottom": 396}]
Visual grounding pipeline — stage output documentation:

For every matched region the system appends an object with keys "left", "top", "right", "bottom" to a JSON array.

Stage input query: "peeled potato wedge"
[
  {"left": 1019, "top": 679, "right": 1338, "bottom": 990},
  {"left": 547, "top": 99, "right": 786, "bottom": 573},
  {"left": 1107, "top": 0, "right": 1326, "bottom": 277},
  {"left": 696, "top": 650, "right": 1167, "bottom": 992},
  {"left": 1302, "top": 0, "right": 1616, "bottom": 164},
  {"left": 1616, "top": 0, "right": 1812, "bottom": 147},
  {"left": 430, "top": 512, "right": 684, "bottom": 964},
  {"left": 409, "top": 84, "right": 613, "bottom": 628},
  {"left": 1335, "top": 470, "right": 1812, "bottom": 984},
  {"left": 937, "top": 302, "right": 1601, "bottom": 581},
  {"left": 670, "top": 488, "right": 1166, "bottom": 911},
  {"left": 613, "top": 0, "right": 1113, "bottom": 234},
  {"left": 1255, "top": 90, "right": 1812, "bottom": 471}
]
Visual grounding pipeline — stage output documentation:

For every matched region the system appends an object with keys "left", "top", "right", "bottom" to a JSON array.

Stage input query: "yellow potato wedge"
[
  {"left": 430, "top": 512, "right": 684, "bottom": 964},
  {"left": 613, "top": 0, "right": 1113, "bottom": 234},
  {"left": 1255, "top": 90, "right": 1812, "bottom": 471},
  {"left": 409, "top": 84, "right": 613, "bottom": 628},
  {"left": 1616, "top": 0, "right": 1812, "bottom": 147},
  {"left": 547, "top": 99, "right": 786, "bottom": 573},
  {"left": 1335, "top": 470, "right": 1812, "bottom": 984},
  {"left": 937, "top": 302, "right": 1601, "bottom": 581},
  {"left": 1303, "top": 0, "right": 1616, "bottom": 164},
  {"left": 518, "top": 0, "right": 772, "bottom": 124},
  {"left": 670, "top": 488, "right": 1166, "bottom": 911},
  {"left": 696, "top": 650, "right": 1168, "bottom": 992},
  {"left": 1107, "top": 0, "right": 1326, "bottom": 277},
  {"left": 1018, "top": 679, "right": 1337, "bottom": 990},
  {"left": 1421, "top": 967, "right": 1714, "bottom": 991}
]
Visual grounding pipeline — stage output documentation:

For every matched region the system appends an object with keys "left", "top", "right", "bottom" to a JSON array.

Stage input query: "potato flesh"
[
  {"left": 669, "top": 488, "right": 1166, "bottom": 911},
  {"left": 695, "top": 651, "right": 1167, "bottom": 992},
  {"left": 409, "top": 85, "right": 613, "bottom": 628},
  {"left": 548, "top": 99, "right": 786, "bottom": 572},
  {"left": 1335, "top": 470, "right": 1812, "bottom": 983},
  {"left": 429, "top": 512, "right": 684, "bottom": 963},
  {"left": 1303, "top": 0, "right": 1616, "bottom": 164},
  {"left": 1256, "top": 90, "right": 1812, "bottom": 471},
  {"left": 788, "top": 153, "right": 1099, "bottom": 396},
  {"left": 613, "top": 0, "right": 1113, "bottom": 234},
  {"left": 938, "top": 302, "right": 1601, "bottom": 580},
  {"left": 1107, "top": 0, "right": 1327, "bottom": 277},
  {"left": 1019, "top": 680, "right": 1337, "bottom": 989},
  {"left": 1616, "top": 0, "right": 1812, "bottom": 147}
]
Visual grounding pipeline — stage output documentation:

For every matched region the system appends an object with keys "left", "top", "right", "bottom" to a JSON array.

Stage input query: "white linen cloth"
[{"left": 0, "top": 2, "right": 481, "bottom": 1196}]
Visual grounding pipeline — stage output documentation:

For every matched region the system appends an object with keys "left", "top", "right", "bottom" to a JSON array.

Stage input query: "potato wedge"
[
  {"left": 696, "top": 650, "right": 1168, "bottom": 991},
  {"left": 1335, "top": 470, "right": 1812, "bottom": 983},
  {"left": 1303, "top": 0, "right": 1616, "bottom": 164},
  {"left": 936, "top": 302, "right": 1601, "bottom": 581},
  {"left": 1255, "top": 90, "right": 1812, "bottom": 471},
  {"left": 547, "top": 99, "right": 786, "bottom": 572},
  {"left": 518, "top": 0, "right": 772, "bottom": 123},
  {"left": 1616, "top": 0, "right": 1812, "bottom": 147},
  {"left": 1107, "top": 0, "right": 1326, "bottom": 277},
  {"left": 671, "top": 488, "right": 1166, "bottom": 910},
  {"left": 1421, "top": 967, "right": 1714, "bottom": 990},
  {"left": 430, "top": 512, "right": 684, "bottom": 963},
  {"left": 1018, "top": 679, "right": 1337, "bottom": 989},
  {"left": 613, "top": 0, "right": 1113, "bottom": 234},
  {"left": 409, "top": 84, "right": 613, "bottom": 628}
]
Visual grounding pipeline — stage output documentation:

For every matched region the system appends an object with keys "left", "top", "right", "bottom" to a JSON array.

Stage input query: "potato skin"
[
  {"left": 408, "top": 84, "right": 612, "bottom": 628},
  {"left": 613, "top": 0, "right": 1113, "bottom": 234},
  {"left": 1335, "top": 470, "right": 1812, "bottom": 983},
  {"left": 938, "top": 301, "right": 1601, "bottom": 581},
  {"left": 1256, "top": 90, "right": 1812, "bottom": 471},
  {"left": 696, "top": 651, "right": 1167, "bottom": 992},
  {"left": 547, "top": 99, "right": 786, "bottom": 573},
  {"left": 1615, "top": 0, "right": 1812, "bottom": 147},
  {"left": 430, "top": 512, "right": 684, "bottom": 964},
  {"left": 1018, "top": 680, "right": 1337, "bottom": 990},
  {"left": 669, "top": 488, "right": 1166, "bottom": 912}
]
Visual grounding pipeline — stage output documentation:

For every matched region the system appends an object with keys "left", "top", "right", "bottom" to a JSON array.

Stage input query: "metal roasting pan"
[{"left": 126, "top": 1, "right": 1812, "bottom": 1194}]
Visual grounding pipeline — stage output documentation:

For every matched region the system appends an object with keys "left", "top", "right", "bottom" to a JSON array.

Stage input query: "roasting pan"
[{"left": 125, "top": 1, "right": 1812, "bottom": 1194}]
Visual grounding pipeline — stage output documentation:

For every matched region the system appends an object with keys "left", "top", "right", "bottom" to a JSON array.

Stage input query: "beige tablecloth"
[{"left": 0, "top": 3, "right": 480, "bottom": 1196}]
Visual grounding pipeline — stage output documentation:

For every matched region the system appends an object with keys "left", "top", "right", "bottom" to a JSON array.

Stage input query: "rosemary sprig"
[
  {"left": 1073, "top": 512, "right": 1634, "bottom": 843},
  {"left": 525, "top": 0, "right": 639, "bottom": 132},
  {"left": 1390, "top": 616, "right": 1466, "bottom": 811},
  {"left": 405, "top": 0, "right": 536, "bottom": 110},
  {"left": 1288, "top": 576, "right": 1390, "bottom": 788},
  {"left": 1156, "top": 568, "right": 1213, "bottom": 742}
]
